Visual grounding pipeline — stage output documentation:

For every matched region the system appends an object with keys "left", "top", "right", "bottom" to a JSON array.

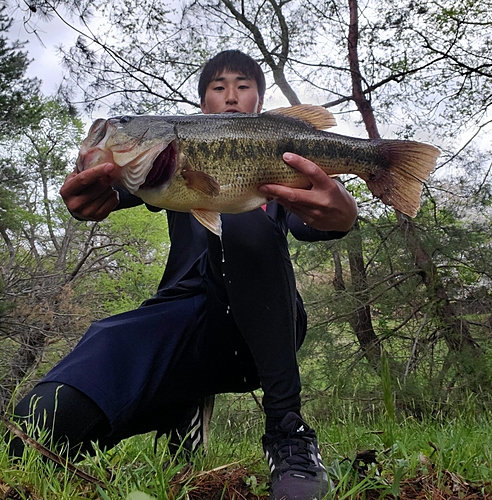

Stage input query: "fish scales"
[
  {"left": 174, "top": 114, "right": 388, "bottom": 187},
  {"left": 76, "top": 105, "right": 440, "bottom": 235}
]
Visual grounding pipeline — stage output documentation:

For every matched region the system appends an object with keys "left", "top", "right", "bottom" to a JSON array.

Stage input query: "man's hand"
[
  {"left": 60, "top": 163, "right": 120, "bottom": 221},
  {"left": 259, "top": 153, "right": 358, "bottom": 232}
]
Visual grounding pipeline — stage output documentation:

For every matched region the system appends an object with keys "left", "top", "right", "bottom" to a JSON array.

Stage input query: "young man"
[{"left": 10, "top": 50, "right": 357, "bottom": 500}]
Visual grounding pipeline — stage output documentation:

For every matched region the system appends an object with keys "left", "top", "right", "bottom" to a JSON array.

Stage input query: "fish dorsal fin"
[
  {"left": 265, "top": 104, "right": 336, "bottom": 130},
  {"left": 182, "top": 170, "right": 220, "bottom": 196},
  {"left": 191, "top": 209, "right": 222, "bottom": 236}
]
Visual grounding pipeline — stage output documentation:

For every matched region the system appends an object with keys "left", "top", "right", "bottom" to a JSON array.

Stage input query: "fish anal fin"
[
  {"left": 365, "top": 140, "right": 440, "bottom": 217},
  {"left": 191, "top": 209, "right": 222, "bottom": 236},
  {"left": 266, "top": 104, "right": 336, "bottom": 130},
  {"left": 182, "top": 170, "right": 220, "bottom": 197}
]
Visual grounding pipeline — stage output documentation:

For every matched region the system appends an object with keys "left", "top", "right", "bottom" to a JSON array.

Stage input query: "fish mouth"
[
  {"left": 76, "top": 118, "right": 114, "bottom": 173},
  {"left": 139, "top": 142, "right": 177, "bottom": 189},
  {"left": 88, "top": 118, "right": 111, "bottom": 148}
]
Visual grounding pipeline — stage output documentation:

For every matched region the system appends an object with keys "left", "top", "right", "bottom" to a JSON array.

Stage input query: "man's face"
[{"left": 200, "top": 71, "right": 263, "bottom": 115}]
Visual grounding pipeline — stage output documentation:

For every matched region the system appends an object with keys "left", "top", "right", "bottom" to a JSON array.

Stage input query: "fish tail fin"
[{"left": 364, "top": 140, "right": 440, "bottom": 217}]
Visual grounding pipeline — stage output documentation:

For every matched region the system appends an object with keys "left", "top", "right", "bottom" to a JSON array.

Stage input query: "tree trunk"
[
  {"left": 346, "top": 221, "right": 381, "bottom": 369},
  {"left": 0, "top": 328, "right": 46, "bottom": 412},
  {"left": 331, "top": 249, "right": 345, "bottom": 292},
  {"left": 344, "top": 0, "right": 382, "bottom": 370},
  {"left": 347, "top": 0, "right": 488, "bottom": 392},
  {"left": 331, "top": 236, "right": 381, "bottom": 371},
  {"left": 396, "top": 213, "right": 486, "bottom": 389}
]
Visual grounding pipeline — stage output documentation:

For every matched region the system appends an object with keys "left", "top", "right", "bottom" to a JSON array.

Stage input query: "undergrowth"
[{"left": 1, "top": 391, "right": 492, "bottom": 499}]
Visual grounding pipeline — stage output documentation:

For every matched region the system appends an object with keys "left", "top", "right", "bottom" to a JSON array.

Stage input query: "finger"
[
  {"left": 72, "top": 183, "right": 117, "bottom": 210},
  {"left": 261, "top": 182, "right": 337, "bottom": 210},
  {"left": 61, "top": 163, "right": 115, "bottom": 198},
  {"left": 276, "top": 201, "right": 320, "bottom": 228},
  {"left": 64, "top": 169, "right": 78, "bottom": 183},
  {"left": 90, "top": 190, "right": 120, "bottom": 221},
  {"left": 74, "top": 163, "right": 115, "bottom": 191},
  {"left": 283, "top": 153, "right": 337, "bottom": 187},
  {"left": 259, "top": 184, "right": 308, "bottom": 204},
  {"left": 71, "top": 187, "right": 119, "bottom": 221},
  {"left": 276, "top": 197, "right": 322, "bottom": 218}
]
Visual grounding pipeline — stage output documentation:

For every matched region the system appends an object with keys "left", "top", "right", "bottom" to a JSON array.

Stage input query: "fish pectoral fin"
[
  {"left": 191, "top": 209, "right": 222, "bottom": 237},
  {"left": 182, "top": 170, "right": 220, "bottom": 197},
  {"left": 265, "top": 104, "right": 337, "bottom": 130}
]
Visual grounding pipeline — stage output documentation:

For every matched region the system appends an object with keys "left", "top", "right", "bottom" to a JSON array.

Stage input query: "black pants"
[{"left": 10, "top": 210, "right": 305, "bottom": 457}]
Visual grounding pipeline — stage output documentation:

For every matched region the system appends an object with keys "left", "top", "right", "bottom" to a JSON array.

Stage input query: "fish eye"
[{"left": 119, "top": 116, "right": 131, "bottom": 124}]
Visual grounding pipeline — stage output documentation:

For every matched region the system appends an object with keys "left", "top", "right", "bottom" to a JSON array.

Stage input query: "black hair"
[{"left": 198, "top": 50, "right": 266, "bottom": 103}]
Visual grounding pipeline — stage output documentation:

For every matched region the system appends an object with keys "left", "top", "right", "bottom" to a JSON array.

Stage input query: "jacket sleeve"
[
  {"left": 115, "top": 187, "right": 162, "bottom": 213},
  {"left": 286, "top": 209, "right": 349, "bottom": 242}
]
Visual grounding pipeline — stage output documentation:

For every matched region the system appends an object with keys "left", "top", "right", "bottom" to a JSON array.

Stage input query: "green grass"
[{"left": 1, "top": 393, "right": 492, "bottom": 499}]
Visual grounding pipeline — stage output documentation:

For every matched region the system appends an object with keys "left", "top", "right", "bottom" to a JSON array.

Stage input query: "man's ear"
[
  {"left": 257, "top": 98, "right": 263, "bottom": 113},
  {"left": 200, "top": 102, "right": 207, "bottom": 113}
]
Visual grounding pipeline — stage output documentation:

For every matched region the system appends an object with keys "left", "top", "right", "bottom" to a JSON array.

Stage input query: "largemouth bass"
[{"left": 76, "top": 104, "right": 440, "bottom": 235}]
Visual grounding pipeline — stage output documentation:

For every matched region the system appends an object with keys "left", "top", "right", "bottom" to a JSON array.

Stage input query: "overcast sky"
[
  {"left": 5, "top": 3, "right": 360, "bottom": 136},
  {"left": 8, "top": 5, "right": 83, "bottom": 96}
]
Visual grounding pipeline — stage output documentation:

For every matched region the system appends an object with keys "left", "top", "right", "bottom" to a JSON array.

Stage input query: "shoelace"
[{"left": 273, "top": 434, "right": 317, "bottom": 475}]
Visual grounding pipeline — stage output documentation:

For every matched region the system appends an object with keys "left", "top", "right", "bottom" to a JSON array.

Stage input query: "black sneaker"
[
  {"left": 262, "top": 412, "right": 330, "bottom": 500},
  {"left": 167, "top": 395, "right": 215, "bottom": 459}
]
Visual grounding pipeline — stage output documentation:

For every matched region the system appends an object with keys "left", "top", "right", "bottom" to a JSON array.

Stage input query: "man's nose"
[{"left": 225, "top": 88, "right": 238, "bottom": 104}]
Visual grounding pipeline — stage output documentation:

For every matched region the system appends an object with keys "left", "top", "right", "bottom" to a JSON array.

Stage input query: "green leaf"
[
  {"left": 96, "top": 485, "right": 112, "bottom": 500},
  {"left": 126, "top": 492, "right": 157, "bottom": 500}
]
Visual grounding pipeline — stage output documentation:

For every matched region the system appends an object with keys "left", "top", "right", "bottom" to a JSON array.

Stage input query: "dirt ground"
[
  {"left": 1, "top": 464, "right": 490, "bottom": 499},
  {"left": 174, "top": 464, "right": 492, "bottom": 500}
]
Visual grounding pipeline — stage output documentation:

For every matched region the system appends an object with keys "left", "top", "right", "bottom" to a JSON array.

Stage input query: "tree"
[
  {"left": 11, "top": 0, "right": 492, "bottom": 410},
  {"left": 0, "top": 5, "right": 41, "bottom": 135},
  {"left": 0, "top": 97, "right": 85, "bottom": 406},
  {"left": 0, "top": 4, "right": 42, "bottom": 237},
  {"left": 0, "top": 96, "right": 172, "bottom": 408}
]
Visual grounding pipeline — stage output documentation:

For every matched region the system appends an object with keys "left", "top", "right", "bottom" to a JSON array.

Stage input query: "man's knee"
[
  {"left": 7, "top": 382, "right": 63, "bottom": 458},
  {"left": 7, "top": 382, "right": 107, "bottom": 459}
]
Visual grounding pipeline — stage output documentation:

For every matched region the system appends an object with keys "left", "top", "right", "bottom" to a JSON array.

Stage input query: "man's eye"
[
  {"left": 238, "top": 85, "right": 250, "bottom": 89},
  {"left": 213, "top": 86, "right": 224, "bottom": 91}
]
